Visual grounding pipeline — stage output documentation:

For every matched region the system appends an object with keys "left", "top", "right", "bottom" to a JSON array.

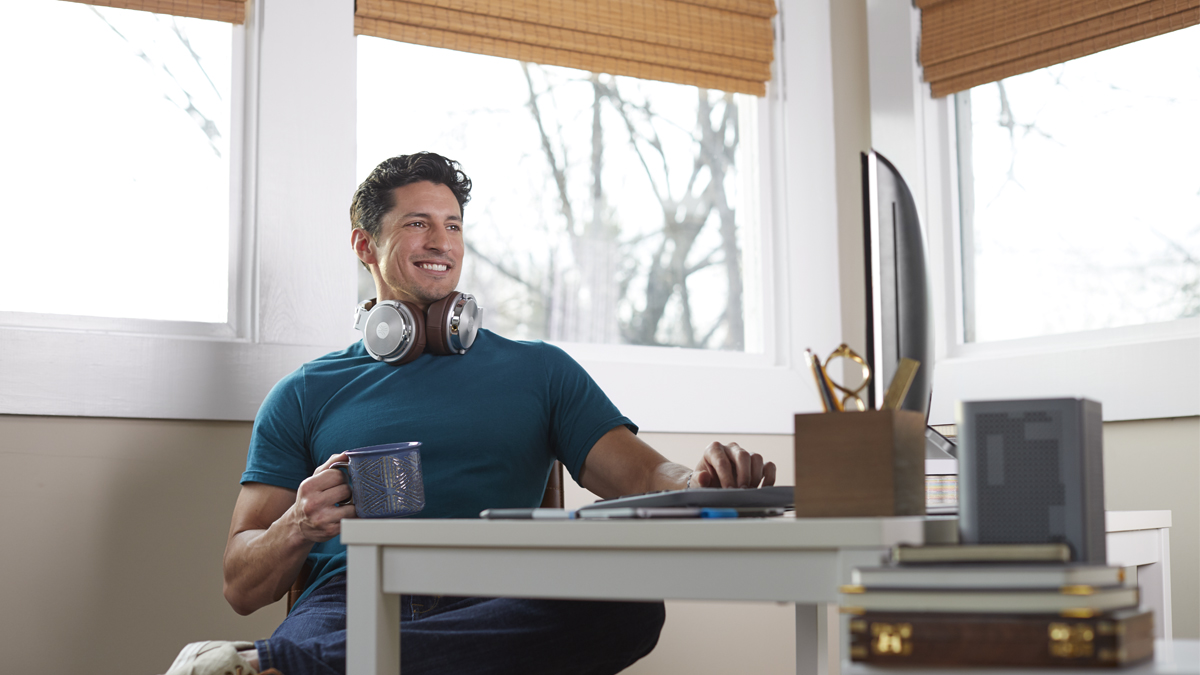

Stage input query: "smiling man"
[{"left": 164, "top": 153, "right": 775, "bottom": 675}]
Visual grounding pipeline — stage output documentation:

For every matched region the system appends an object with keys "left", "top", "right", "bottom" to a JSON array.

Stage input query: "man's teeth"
[{"left": 419, "top": 263, "right": 448, "bottom": 271}]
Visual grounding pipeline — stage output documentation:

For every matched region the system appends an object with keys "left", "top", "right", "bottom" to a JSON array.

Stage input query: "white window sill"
[
  {"left": 0, "top": 322, "right": 815, "bottom": 433},
  {"left": 0, "top": 325, "right": 337, "bottom": 420},
  {"left": 929, "top": 318, "right": 1200, "bottom": 424}
]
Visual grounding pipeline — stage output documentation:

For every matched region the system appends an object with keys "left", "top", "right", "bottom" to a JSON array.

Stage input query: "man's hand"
[
  {"left": 580, "top": 427, "right": 777, "bottom": 498},
  {"left": 690, "top": 442, "right": 776, "bottom": 489},
  {"left": 289, "top": 452, "right": 357, "bottom": 542}
]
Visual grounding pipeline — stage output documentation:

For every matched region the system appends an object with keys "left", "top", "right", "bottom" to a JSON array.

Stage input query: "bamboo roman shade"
[
  {"left": 355, "top": 0, "right": 777, "bottom": 96},
  {"left": 918, "top": 0, "right": 1200, "bottom": 97},
  {"left": 62, "top": 0, "right": 245, "bottom": 24}
]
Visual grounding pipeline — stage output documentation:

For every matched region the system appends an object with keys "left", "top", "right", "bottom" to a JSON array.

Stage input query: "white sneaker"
[{"left": 163, "top": 641, "right": 259, "bottom": 675}]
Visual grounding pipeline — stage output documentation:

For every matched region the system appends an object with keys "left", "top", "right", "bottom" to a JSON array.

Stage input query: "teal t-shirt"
[{"left": 241, "top": 329, "right": 634, "bottom": 606}]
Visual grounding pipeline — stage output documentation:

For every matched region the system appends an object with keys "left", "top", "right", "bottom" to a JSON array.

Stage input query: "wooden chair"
[{"left": 284, "top": 461, "right": 566, "bottom": 613}]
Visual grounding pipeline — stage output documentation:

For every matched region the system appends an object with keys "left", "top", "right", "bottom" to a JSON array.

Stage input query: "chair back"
[{"left": 540, "top": 461, "right": 565, "bottom": 508}]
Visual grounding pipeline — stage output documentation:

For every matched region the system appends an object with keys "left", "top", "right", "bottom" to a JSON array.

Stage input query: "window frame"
[
  {"left": 0, "top": 0, "right": 360, "bottom": 421},
  {"left": 0, "top": 4, "right": 247, "bottom": 340},
  {"left": 867, "top": 1, "right": 1200, "bottom": 425},
  {"left": 0, "top": 0, "right": 848, "bottom": 435}
]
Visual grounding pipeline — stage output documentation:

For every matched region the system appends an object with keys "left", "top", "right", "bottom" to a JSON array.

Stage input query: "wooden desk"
[{"left": 341, "top": 517, "right": 928, "bottom": 675}]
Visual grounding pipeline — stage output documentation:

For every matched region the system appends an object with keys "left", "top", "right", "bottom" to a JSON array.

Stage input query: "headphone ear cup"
[
  {"left": 424, "top": 293, "right": 459, "bottom": 356},
  {"left": 362, "top": 300, "right": 426, "bottom": 365},
  {"left": 390, "top": 300, "right": 427, "bottom": 365}
]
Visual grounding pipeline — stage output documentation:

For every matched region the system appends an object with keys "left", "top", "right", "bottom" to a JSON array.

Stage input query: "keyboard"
[{"left": 577, "top": 485, "right": 795, "bottom": 512}]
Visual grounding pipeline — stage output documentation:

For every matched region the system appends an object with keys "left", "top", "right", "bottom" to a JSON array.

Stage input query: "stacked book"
[{"left": 841, "top": 543, "right": 1153, "bottom": 668}]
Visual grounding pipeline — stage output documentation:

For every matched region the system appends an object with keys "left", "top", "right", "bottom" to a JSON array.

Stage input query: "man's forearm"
[{"left": 223, "top": 507, "right": 313, "bottom": 615}]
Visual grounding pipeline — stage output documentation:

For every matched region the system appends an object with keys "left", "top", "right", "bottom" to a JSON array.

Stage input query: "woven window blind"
[
  {"left": 918, "top": 0, "right": 1200, "bottom": 97},
  {"left": 61, "top": 0, "right": 245, "bottom": 24},
  {"left": 354, "top": 0, "right": 777, "bottom": 96}
]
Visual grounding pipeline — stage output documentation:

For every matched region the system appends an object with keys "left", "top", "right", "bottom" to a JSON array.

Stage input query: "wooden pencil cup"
[{"left": 793, "top": 410, "right": 925, "bottom": 517}]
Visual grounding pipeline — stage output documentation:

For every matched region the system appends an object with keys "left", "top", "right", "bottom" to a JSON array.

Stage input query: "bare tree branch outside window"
[
  {"left": 90, "top": 7, "right": 225, "bottom": 157},
  {"left": 466, "top": 64, "right": 746, "bottom": 350}
]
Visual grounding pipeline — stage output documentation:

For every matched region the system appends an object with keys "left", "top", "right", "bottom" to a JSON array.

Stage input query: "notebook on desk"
[{"left": 577, "top": 485, "right": 795, "bottom": 513}]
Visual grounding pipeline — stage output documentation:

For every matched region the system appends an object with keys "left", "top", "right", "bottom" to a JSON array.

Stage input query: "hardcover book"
[
  {"left": 852, "top": 564, "right": 1125, "bottom": 590},
  {"left": 891, "top": 542, "right": 1072, "bottom": 564},
  {"left": 839, "top": 585, "right": 1138, "bottom": 615},
  {"left": 848, "top": 609, "right": 1153, "bottom": 667}
]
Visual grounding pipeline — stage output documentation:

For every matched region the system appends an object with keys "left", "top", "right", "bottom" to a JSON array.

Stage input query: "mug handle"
[{"left": 330, "top": 461, "right": 354, "bottom": 506}]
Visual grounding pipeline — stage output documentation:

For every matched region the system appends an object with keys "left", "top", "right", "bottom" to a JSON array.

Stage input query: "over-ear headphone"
[{"left": 353, "top": 292, "right": 482, "bottom": 365}]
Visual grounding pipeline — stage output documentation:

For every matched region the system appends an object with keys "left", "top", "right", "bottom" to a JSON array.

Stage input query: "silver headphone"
[{"left": 353, "top": 292, "right": 482, "bottom": 365}]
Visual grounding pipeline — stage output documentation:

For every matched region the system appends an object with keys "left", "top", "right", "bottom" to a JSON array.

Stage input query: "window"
[
  {"left": 956, "top": 25, "right": 1199, "bottom": 343},
  {"left": 0, "top": 0, "right": 232, "bottom": 323},
  {"left": 2, "top": 0, "right": 823, "bottom": 433},
  {"left": 863, "top": 1, "right": 1200, "bottom": 422},
  {"left": 356, "top": 38, "right": 761, "bottom": 353}
]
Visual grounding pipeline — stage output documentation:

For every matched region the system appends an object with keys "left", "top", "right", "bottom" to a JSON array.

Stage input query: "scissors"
[{"left": 823, "top": 343, "right": 871, "bottom": 412}]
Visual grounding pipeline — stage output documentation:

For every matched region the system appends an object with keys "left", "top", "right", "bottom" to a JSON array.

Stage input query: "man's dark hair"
[{"left": 350, "top": 152, "right": 472, "bottom": 242}]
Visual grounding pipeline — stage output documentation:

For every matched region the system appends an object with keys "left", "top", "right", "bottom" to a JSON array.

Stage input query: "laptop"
[{"left": 576, "top": 485, "right": 795, "bottom": 513}]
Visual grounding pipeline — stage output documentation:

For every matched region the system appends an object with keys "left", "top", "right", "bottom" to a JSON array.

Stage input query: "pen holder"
[{"left": 793, "top": 410, "right": 925, "bottom": 517}]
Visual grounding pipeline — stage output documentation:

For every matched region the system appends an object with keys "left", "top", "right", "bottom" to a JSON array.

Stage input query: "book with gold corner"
[{"left": 848, "top": 609, "right": 1154, "bottom": 667}]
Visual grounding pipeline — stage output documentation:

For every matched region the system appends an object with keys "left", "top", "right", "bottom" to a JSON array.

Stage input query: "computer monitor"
[{"left": 862, "top": 150, "right": 934, "bottom": 416}]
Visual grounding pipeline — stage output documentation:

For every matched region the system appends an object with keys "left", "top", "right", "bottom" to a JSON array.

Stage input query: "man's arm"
[
  {"left": 578, "top": 425, "right": 776, "bottom": 499},
  {"left": 222, "top": 453, "right": 356, "bottom": 615}
]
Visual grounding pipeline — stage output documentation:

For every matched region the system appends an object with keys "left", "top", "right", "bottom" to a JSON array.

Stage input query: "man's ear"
[{"left": 351, "top": 228, "right": 377, "bottom": 266}]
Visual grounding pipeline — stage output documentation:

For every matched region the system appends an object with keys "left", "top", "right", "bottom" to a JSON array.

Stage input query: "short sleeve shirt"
[{"left": 242, "top": 329, "right": 634, "bottom": 605}]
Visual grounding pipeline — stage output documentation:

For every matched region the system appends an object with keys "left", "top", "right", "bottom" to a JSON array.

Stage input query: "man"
[{"left": 166, "top": 152, "right": 775, "bottom": 675}]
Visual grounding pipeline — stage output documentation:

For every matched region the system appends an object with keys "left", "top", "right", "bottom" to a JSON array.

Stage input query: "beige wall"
[
  {"left": 1, "top": 415, "right": 1194, "bottom": 675},
  {"left": 1102, "top": 417, "right": 1200, "bottom": 639},
  {"left": 0, "top": 415, "right": 284, "bottom": 675}
]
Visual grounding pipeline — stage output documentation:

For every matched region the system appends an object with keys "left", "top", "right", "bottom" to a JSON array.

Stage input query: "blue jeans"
[{"left": 256, "top": 576, "right": 665, "bottom": 675}]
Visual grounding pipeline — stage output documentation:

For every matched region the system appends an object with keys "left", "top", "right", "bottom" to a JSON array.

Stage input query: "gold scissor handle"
[{"left": 824, "top": 344, "right": 871, "bottom": 412}]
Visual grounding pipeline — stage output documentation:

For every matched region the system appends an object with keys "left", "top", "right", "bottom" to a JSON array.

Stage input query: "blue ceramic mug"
[{"left": 331, "top": 442, "right": 426, "bottom": 518}]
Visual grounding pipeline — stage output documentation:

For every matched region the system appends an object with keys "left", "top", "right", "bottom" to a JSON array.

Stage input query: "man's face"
[{"left": 360, "top": 181, "right": 464, "bottom": 310}]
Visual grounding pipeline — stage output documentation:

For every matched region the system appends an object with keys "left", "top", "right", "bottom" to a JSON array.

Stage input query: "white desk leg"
[
  {"left": 1140, "top": 528, "right": 1174, "bottom": 639},
  {"left": 796, "top": 603, "right": 839, "bottom": 675},
  {"left": 347, "top": 544, "right": 400, "bottom": 675}
]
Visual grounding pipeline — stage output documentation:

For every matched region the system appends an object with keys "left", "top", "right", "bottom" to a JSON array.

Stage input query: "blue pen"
[{"left": 699, "top": 508, "right": 739, "bottom": 518}]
